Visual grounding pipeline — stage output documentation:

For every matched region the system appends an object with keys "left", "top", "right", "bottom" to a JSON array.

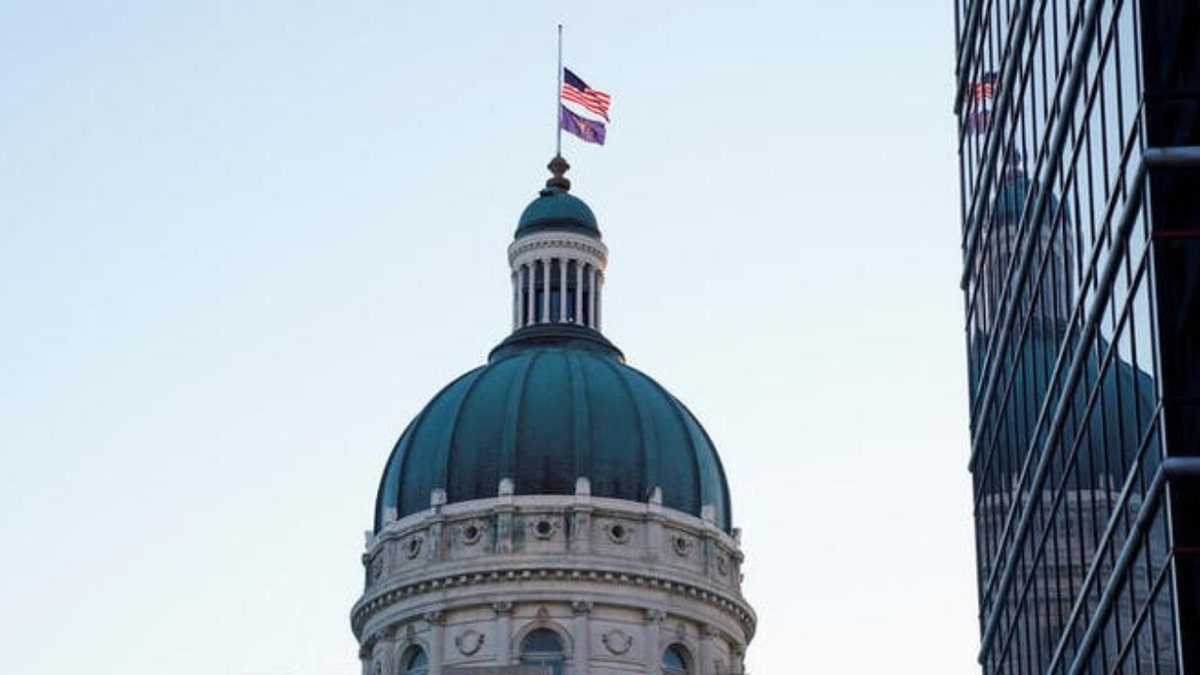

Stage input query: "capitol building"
[{"left": 349, "top": 157, "right": 755, "bottom": 675}]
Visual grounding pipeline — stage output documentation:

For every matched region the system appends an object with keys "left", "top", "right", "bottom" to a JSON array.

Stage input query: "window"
[
  {"left": 662, "top": 644, "right": 690, "bottom": 675},
  {"left": 520, "top": 628, "right": 565, "bottom": 675},
  {"left": 402, "top": 646, "right": 428, "bottom": 675}
]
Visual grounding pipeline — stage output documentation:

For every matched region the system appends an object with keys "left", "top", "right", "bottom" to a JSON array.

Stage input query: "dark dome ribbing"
[{"left": 374, "top": 334, "right": 731, "bottom": 532}]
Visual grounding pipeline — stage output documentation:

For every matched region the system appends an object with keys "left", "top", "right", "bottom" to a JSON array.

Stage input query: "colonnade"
[{"left": 511, "top": 256, "right": 603, "bottom": 330}]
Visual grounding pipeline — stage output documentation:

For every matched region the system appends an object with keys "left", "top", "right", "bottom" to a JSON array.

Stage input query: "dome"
[
  {"left": 994, "top": 169, "right": 1063, "bottom": 225},
  {"left": 994, "top": 173, "right": 1032, "bottom": 222},
  {"left": 374, "top": 325, "right": 732, "bottom": 532},
  {"left": 970, "top": 319, "right": 1158, "bottom": 489},
  {"left": 516, "top": 186, "right": 600, "bottom": 237}
]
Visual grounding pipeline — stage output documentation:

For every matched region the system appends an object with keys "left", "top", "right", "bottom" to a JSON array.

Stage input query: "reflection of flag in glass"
[
  {"left": 560, "top": 105, "right": 606, "bottom": 145},
  {"left": 968, "top": 71, "right": 999, "bottom": 103},
  {"left": 966, "top": 109, "right": 991, "bottom": 135},
  {"left": 964, "top": 71, "right": 998, "bottom": 136},
  {"left": 562, "top": 68, "right": 611, "bottom": 121}
]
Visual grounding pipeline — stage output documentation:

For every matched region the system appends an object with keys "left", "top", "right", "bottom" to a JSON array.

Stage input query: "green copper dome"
[
  {"left": 515, "top": 186, "right": 600, "bottom": 237},
  {"left": 374, "top": 326, "right": 732, "bottom": 532}
]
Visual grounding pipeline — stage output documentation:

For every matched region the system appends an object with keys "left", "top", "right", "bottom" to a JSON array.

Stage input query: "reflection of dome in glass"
[
  {"left": 979, "top": 321, "right": 1158, "bottom": 492},
  {"left": 994, "top": 172, "right": 1032, "bottom": 223}
]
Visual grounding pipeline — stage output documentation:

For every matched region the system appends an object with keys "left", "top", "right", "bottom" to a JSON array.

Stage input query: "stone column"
[
  {"left": 594, "top": 271, "right": 604, "bottom": 331},
  {"left": 571, "top": 477, "right": 592, "bottom": 555},
  {"left": 541, "top": 257, "right": 551, "bottom": 324},
  {"left": 558, "top": 257, "right": 569, "bottom": 322},
  {"left": 644, "top": 609, "right": 666, "bottom": 675},
  {"left": 493, "top": 602, "right": 514, "bottom": 664},
  {"left": 496, "top": 478, "right": 515, "bottom": 555},
  {"left": 524, "top": 264, "right": 534, "bottom": 328},
  {"left": 425, "top": 611, "right": 446, "bottom": 675},
  {"left": 378, "top": 626, "right": 400, "bottom": 675},
  {"left": 646, "top": 487, "right": 664, "bottom": 563},
  {"left": 732, "top": 645, "right": 747, "bottom": 675},
  {"left": 588, "top": 267, "right": 598, "bottom": 329},
  {"left": 700, "top": 624, "right": 719, "bottom": 675},
  {"left": 511, "top": 270, "right": 519, "bottom": 330},
  {"left": 572, "top": 601, "right": 593, "bottom": 672},
  {"left": 575, "top": 262, "right": 584, "bottom": 325},
  {"left": 358, "top": 643, "right": 373, "bottom": 675}
]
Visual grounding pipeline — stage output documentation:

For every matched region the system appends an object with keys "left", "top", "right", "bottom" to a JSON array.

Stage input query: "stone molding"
[
  {"left": 351, "top": 563, "right": 755, "bottom": 639},
  {"left": 370, "top": 494, "right": 739, "bottom": 558},
  {"left": 508, "top": 232, "right": 608, "bottom": 269},
  {"left": 354, "top": 494, "right": 753, "bottom": 671}
]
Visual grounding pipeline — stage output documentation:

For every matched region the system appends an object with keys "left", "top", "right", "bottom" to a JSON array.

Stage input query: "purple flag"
[
  {"left": 965, "top": 109, "right": 991, "bottom": 136},
  {"left": 560, "top": 105, "right": 606, "bottom": 145}
]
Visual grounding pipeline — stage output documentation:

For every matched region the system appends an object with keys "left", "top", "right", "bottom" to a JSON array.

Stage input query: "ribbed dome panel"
[{"left": 374, "top": 341, "right": 732, "bottom": 532}]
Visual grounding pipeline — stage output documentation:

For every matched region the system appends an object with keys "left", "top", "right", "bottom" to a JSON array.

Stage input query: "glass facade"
[{"left": 954, "top": 0, "right": 1200, "bottom": 672}]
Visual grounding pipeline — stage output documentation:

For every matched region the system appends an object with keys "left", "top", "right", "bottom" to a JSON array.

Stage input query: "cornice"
[
  {"left": 351, "top": 563, "right": 756, "bottom": 642},
  {"left": 508, "top": 232, "right": 608, "bottom": 266}
]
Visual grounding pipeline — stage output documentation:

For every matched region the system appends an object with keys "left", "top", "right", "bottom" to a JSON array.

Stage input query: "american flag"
[
  {"left": 969, "top": 71, "right": 999, "bottom": 102},
  {"left": 561, "top": 67, "right": 611, "bottom": 121}
]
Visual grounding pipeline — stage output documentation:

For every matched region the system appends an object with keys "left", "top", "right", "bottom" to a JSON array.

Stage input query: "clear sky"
[{"left": 0, "top": 2, "right": 976, "bottom": 673}]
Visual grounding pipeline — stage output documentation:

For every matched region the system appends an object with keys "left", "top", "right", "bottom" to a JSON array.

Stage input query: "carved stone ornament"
[
  {"left": 373, "top": 661, "right": 383, "bottom": 675},
  {"left": 459, "top": 520, "right": 485, "bottom": 546},
  {"left": 605, "top": 520, "right": 631, "bottom": 544},
  {"left": 601, "top": 629, "right": 633, "bottom": 655},
  {"left": 672, "top": 535, "right": 694, "bottom": 557},
  {"left": 370, "top": 555, "right": 385, "bottom": 581},
  {"left": 716, "top": 554, "right": 729, "bottom": 575},
  {"left": 404, "top": 535, "right": 424, "bottom": 559},
  {"left": 455, "top": 628, "right": 485, "bottom": 656},
  {"left": 529, "top": 516, "right": 558, "bottom": 540}
]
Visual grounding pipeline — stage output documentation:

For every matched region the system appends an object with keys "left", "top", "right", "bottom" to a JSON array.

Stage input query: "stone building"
[{"left": 350, "top": 157, "right": 755, "bottom": 675}]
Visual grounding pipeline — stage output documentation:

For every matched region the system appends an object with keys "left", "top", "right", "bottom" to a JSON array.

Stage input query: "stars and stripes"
[
  {"left": 964, "top": 71, "right": 998, "bottom": 136},
  {"left": 970, "top": 72, "right": 999, "bottom": 102},
  {"left": 558, "top": 66, "right": 611, "bottom": 146},
  {"left": 561, "top": 67, "right": 611, "bottom": 121}
]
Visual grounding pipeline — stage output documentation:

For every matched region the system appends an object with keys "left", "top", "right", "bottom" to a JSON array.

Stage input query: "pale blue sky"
[{"left": 0, "top": 2, "right": 975, "bottom": 673}]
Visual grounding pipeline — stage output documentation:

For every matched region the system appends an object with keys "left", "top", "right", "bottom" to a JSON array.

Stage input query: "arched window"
[
  {"left": 662, "top": 644, "right": 690, "bottom": 675},
  {"left": 401, "top": 646, "right": 428, "bottom": 675},
  {"left": 520, "top": 628, "right": 565, "bottom": 675}
]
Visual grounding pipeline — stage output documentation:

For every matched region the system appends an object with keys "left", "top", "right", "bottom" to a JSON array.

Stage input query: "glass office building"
[{"left": 954, "top": 1, "right": 1200, "bottom": 672}]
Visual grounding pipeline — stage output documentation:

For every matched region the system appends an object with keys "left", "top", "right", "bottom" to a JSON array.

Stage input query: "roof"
[
  {"left": 515, "top": 187, "right": 600, "bottom": 237},
  {"left": 375, "top": 327, "right": 731, "bottom": 532}
]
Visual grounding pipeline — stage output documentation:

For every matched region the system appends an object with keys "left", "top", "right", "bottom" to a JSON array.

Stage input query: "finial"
[{"left": 546, "top": 155, "right": 571, "bottom": 191}]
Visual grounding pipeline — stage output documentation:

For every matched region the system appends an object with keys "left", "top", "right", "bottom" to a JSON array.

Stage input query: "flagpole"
[{"left": 555, "top": 24, "right": 563, "bottom": 157}]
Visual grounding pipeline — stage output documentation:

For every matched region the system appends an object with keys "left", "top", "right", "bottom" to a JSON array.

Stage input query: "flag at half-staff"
[
  {"left": 560, "top": 105, "right": 606, "bottom": 145},
  {"left": 562, "top": 68, "right": 611, "bottom": 120},
  {"left": 559, "top": 67, "right": 611, "bottom": 146}
]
